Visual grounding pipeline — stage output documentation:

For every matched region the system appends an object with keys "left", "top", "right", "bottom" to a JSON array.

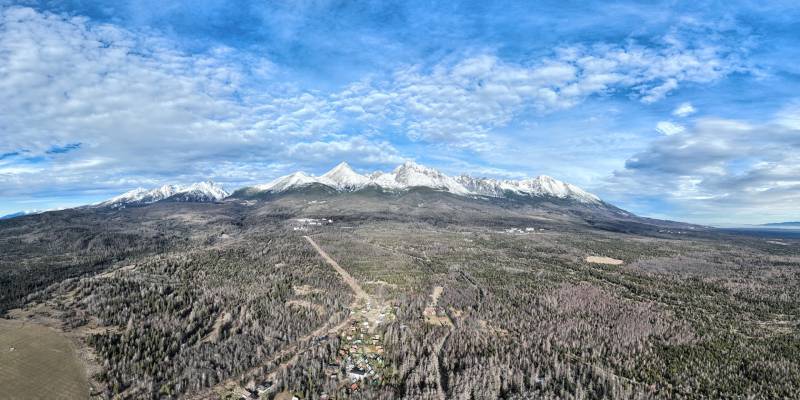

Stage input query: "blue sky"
[{"left": 1, "top": 0, "right": 799, "bottom": 224}]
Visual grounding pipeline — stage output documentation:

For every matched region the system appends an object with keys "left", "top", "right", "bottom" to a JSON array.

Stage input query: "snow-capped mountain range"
[
  {"left": 85, "top": 161, "right": 601, "bottom": 210},
  {"left": 98, "top": 181, "right": 229, "bottom": 208},
  {"left": 247, "top": 161, "right": 601, "bottom": 204}
]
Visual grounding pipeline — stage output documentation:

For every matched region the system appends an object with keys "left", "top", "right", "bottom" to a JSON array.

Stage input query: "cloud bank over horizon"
[{"left": 1, "top": 1, "right": 798, "bottom": 224}]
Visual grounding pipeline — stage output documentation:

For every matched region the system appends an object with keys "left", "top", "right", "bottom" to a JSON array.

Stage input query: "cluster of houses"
[
  {"left": 291, "top": 218, "right": 334, "bottom": 231},
  {"left": 326, "top": 319, "right": 387, "bottom": 392},
  {"left": 240, "top": 380, "right": 275, "bottom": 400},
  {"left": 237, "top": 302, "right": 395, "bottom": 398},
  {"left": 503, "top": 227, "right": 545, "bottom": 235}
]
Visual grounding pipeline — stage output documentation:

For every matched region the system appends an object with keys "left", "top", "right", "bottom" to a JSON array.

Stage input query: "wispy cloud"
[{"left": 335, "top": 32, "right": 750, "bottom": 147}]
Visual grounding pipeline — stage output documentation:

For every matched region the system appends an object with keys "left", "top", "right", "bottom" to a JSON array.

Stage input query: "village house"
[{"left": 348, "top": 366, "right": 369, "bottom": 382}]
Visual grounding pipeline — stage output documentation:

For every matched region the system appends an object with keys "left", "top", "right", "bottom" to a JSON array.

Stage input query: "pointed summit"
[
  {"left": 321, "top": 162, "right": 370, "bottom": 190},
  {"left": 328, "top": 161, "right": 353, "bottom": 172}
]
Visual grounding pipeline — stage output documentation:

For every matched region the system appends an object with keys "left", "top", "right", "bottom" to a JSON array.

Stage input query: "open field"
[{"left": 0, "top": 319, "right": 89, "bottom": 400}]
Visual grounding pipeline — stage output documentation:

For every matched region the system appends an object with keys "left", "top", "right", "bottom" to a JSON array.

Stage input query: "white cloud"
[
  {"left": 672, "top": 102, "right": 697, "bottom": 117},
  {"left": 612, "top": 111, "right": 800, "bottom": 224},
  {"left": 655, "top": 121, "right": 686, "bottom": 136}
]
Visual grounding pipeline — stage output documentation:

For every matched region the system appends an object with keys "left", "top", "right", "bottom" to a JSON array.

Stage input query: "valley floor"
[{"left": 1, "top": 199, "right": 799, "bottom": 399}]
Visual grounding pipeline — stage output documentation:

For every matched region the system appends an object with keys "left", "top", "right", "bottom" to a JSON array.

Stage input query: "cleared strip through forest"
[{"left": 303, "top": 235, "right": 369, "bottom": 302}]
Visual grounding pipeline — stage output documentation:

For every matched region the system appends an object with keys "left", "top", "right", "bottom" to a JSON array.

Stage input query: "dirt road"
[{"left": 303, "top": 235, "right": 369, "bottom": 302}]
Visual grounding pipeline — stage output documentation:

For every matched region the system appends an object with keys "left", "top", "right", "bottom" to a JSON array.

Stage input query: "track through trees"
[{"left": 303, "top": 235, "right": 370, "bottom": 303}]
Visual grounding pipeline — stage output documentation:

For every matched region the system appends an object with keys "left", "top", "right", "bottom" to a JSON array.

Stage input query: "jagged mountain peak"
[
  {"left": 244, "top": 161, "right": 601, "bottom": 204},
  {"left": 99, "top": 180, "right": 229, "bottom": 208},
  {"left": 389, "top": 161, "right": 470, "bottom": 194},
  {"left": 394, "top": 160, "right": 426, "bottom": 171},
  {"left": 172, "top": 181, "right": 229, "bottom": 202},
  {"left": 328, "top": 161, "right": 354, "bottom": 172}
]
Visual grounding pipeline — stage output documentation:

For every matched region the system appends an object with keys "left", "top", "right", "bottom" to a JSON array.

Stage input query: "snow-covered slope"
[
  {"left": 100, "top": 186, "right": 178, "bottom": 208},
  {"left": 457, "top": 175, "right": 601, "bottom": 203},
  {"left": 319, "top": 162, "right": 371, "bottom": 190},
  {"left": 253, "top": 172, "right": 320, "bottom": 193},
  {"left": 244, "top": 161, "right": 602, "bottom": 204},
  {"left": 99, "top": 181, "right": 228, "bottom": 208},
  {"left": 376, "top": 161, "right": 471, "bottom": 194},
  {"left": 168, "top": 181, "right": 230, "bottom": 202}
]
